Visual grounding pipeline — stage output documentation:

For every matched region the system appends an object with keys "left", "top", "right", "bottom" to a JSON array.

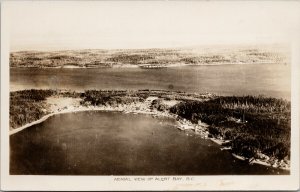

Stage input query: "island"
[{"left": 10, "top": 46, "right": 288, "bottom": 68}]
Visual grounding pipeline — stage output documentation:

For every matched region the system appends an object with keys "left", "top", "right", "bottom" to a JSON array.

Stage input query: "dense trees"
[
  {"left": 81, "top": 90, "right": 145, "bottom": 106},
  {"left": 10, "top": 48, "right": 286, "bottom": 68},
  {"left": 150, "top": 99, "right": 168, "bottom": 111},
  {"left": 170, "top": 96, "right": 291, "bottom": 160},
  {"left": 10, "top": 89, "right": 56, "bottom": 129},
  {"left": 106, "top": 54, "right": 154, "bottom": 64}
]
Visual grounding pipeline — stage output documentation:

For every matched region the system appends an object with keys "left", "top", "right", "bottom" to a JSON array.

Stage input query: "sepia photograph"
[{"left": 1, "top": 1, "right": 299, "bottom": 191}]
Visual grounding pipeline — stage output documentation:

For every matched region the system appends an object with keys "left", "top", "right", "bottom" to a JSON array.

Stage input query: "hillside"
[{"left": 10, "top": 45, "right": 289, "bottom": 68}]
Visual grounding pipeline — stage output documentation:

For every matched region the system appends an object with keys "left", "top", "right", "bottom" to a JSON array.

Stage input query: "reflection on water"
[
  {"left": 10, "top": 64, "right": 290, "bottom": 100},
  {"left": 10, "top": 111, "right": 289, "bottom": 175}
]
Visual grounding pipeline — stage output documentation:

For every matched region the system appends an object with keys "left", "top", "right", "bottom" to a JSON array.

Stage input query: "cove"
[{"left": 10, "top": 111, "right": 289, "bottom": 175}]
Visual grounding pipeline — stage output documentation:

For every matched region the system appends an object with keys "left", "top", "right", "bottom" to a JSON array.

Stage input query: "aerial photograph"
[{"left": 8, "top": 2, "right": 292, "bottom": 175}]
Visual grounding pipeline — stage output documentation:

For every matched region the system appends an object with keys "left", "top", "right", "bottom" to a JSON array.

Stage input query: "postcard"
[{"left": 1, "top": 1, "right": 299, "bottom": 191}]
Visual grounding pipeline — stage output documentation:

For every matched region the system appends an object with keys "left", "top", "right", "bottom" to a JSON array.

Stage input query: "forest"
[
  {"left": 81, "top": 90, "right": 144, "bottom": 106},
  {"left": 170, "top": 96, "right": 291, "bottom": 161},
  {"left": 10, "top": 47, "right": 287, "bottom": 68},
  {"left": 10, "top": 89, "right": 56, "bottom": 129}
]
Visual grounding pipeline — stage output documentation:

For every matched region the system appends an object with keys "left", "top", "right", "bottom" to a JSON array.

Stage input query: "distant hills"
[{"left": 10, "top": 45, "right": 289, "bottom": 68}]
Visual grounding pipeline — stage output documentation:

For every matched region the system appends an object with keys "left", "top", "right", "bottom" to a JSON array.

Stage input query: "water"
[
  {"left": 10, "top": 111, "right": 288, "bottom": 175},
  {"left": 10, "top": 64, "right": 290, "bottom": 100},
  {"left": 10, "top": 64, "right": 290, "bottom": 175}
]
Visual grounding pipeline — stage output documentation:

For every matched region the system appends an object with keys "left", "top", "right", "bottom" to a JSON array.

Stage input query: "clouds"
[{"left": 5, "top": 1, "right": 300, "bottom": 51}]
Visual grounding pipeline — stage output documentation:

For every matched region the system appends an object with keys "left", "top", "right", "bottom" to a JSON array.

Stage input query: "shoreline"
[
  {"left": 9, "top": 62, "right": 284, "bottom": 69},
  {"left": 9, "top": 93, "right": 290, "bottom": 172},
  {"left": 9, "top": 97, "right": 179, "bottom": 136},
  {"left": 210, "top": 138, "right": 290, "bottom": 171},
  {"left": 9, "top": 103, "right": 290, "bottom": 172},
  {"left": 9, "top": 107, "right": 189, "bottom": 136},
  {"left": 9, "top": 108, "right": 122, "bottom": 136}
]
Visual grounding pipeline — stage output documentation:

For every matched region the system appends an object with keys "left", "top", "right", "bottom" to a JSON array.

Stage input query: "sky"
[{"left": 4, "top": 1, "right": 300, "bottom": 51}]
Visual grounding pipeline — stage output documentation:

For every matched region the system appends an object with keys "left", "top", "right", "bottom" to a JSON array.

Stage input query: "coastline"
[
  {"left": 9, "top": 95, "right": 290, "bottom": 171},
  {"left": 9, "top": 96, "right": 179, "bottom": 136},
  {"left": 9, "top": 108, "right": 178, "bottom": 136},
  {"left": 210, "top": 139, "right": 290, "bottom": 171},
  {"left": 9, "top": 108, "right": 121, "bottom": 136},
  {"left": 9, "top": 62, "right": 284, "bottom": 69}
]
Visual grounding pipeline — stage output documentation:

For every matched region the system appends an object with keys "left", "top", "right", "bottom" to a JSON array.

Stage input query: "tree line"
[{"left": 170, "top": 95, "right": 291, "bottom": 160}]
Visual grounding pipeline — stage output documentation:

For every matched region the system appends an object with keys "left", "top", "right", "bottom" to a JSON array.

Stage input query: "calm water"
[
  {"left": 10, "top": 64, "right": 290, "bottom": 99},
  {"left": 10, "top": 111, "right": 288, "bottom": 175}
]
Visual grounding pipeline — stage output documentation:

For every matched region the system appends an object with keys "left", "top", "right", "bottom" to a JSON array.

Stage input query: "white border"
[{"left": 1, "top": 1, "right": 300, "bottom": 191}]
